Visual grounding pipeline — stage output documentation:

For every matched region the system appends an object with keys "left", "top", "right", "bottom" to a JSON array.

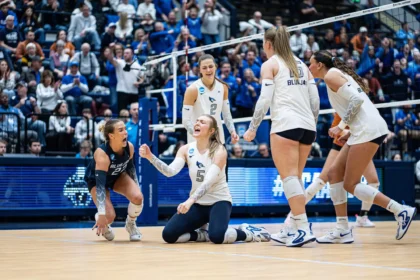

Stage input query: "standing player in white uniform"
[
  {"left": 244, "top": 26, "right": 320, "bottom": 247},
  {"left": 309, "top": 50, "right": 417, "bottom": 243},
  {"left": 140, "top": 114, "right": 270, "bottom": 244},
  {"left": 182, "top": 54, "right": 239, "bottom": 145}
]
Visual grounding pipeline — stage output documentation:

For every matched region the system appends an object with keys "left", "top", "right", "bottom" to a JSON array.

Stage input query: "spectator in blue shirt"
[
  {"left": 239, "top": 50, "right": 261, "bottom": 80},
  {"left": 149, "top": 22, "right": 174, "bottom": 55},
  {"left": 395, "top": 105, "right": 420, "bottom": 153},
  {"left": 357, "top": 43, "right": 376, "bottom": 77},
  {"left": 132, "top": 28, "right": 150, "bottom": 64},
  {"left": 405, "top": 51, "right": 420, "bottom": 81},
  {"left": 75, "top": 139, "right": 92, "bottom": 158},
  {"left": 126, "top": 101, "right": 139, "bottom": 145},
  {"left": 235, "top": 68, "right": 260, "bottom": 118},
  {"left": 395, "top": 22, "right": 415, "bottom": 50},
  {"left": 396, "top": 44, "right": 413, "bottom": 63},
  {"left": 333, "top": 20, "right": 351, "bottom": 35},
  {"left": 60, "top": 60, "right": 92, "bottom": 115},
  {"left": 375, "top": 37, "right": 394, "bottom": 75},
  {"left": 154, "top": 0, "right": 178, "bottom": 22},
  {"left": 184, "top": 6, "right": 202, "bottom": 42},
  {"left": 0, "top": 90, "right": 24, "bottom": 136},
  {"left": 0, "top": 2, "right": 18, "bottom": 29},
  {"left": 173, "top": 27, "right": 196, "bottom": 58},
  {"left": 217, "top": 61, "right": 238, "bottom": 106},
  {"left": 164, "top": 11, "right": 180, "bottom": 41}
]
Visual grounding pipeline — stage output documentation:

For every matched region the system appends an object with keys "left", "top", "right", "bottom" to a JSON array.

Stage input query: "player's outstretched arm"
[{"left": 140, "top": 144, "right": 186, "bottom": 177}]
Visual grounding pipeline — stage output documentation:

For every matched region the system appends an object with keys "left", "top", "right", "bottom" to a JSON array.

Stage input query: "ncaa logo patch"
[
  {"left": 110, "top": 154, "right": 115, "bottom": 160},
  {"left": 189, "top": 148, "right": 194, "bottom": 155},
  {"left": 199, "top": 86, "right": 205, "bottom": 95}
]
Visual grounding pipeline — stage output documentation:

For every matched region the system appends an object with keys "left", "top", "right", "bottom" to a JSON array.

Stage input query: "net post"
[
  {"left": 136, "top": 97, "right": 158, "bottom": 225},
  {"left": 172, "top": 53, "right": 178, "bottom": 125}
]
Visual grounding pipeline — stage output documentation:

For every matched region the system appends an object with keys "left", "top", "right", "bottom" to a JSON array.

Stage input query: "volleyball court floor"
[{"left": 1, "top": 216, "right": 419, "bottom": 280}]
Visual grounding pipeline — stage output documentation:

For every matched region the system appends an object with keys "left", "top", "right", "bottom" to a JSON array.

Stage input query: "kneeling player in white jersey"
[
  {"left": 182, "top": 54, "right": 239, "bottom": 145},
  {"left": 309, "top": 50, "right": 416, "bottom": 243},
  {"left": 244, "top": 26, "right": 320, "bottom": 247},
  {"left": 140, "top": 114, "right": 269, "bottom": 244}
]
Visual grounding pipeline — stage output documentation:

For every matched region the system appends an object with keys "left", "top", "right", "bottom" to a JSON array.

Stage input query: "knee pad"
[
  {"left": 221, "top": 227, "right": 237, "bottom": 244},
  {"left": 128, "top": 202, "right": 143, "bottom": 218},
  {"left": 162, "top": 227, "right": 178, "bottom": 244},
  {"left": 329, "top": 182, "right": 347, "bottom": 205},
  {"left": 369, "top": 182, "right": 380, "bottom": 190},
  {"left": 354, "top": 183, "right": 380, "bottom": 204},
  {"left": 283, "top": 176, "right": 305, "bottom": 200}
]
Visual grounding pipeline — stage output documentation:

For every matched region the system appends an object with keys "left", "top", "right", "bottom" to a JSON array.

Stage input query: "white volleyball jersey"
[
  {"left": 187, "top": 79, "right": 226, "bottom": 144},
  {"left": 326, "top": 68, "right": 388, "bottom": 145},
  {"left": 270, "top": 55, "right": 317, "bottom": 134},
  {"left": 186, "top": 142, "right": 232, "bottom": 205}
]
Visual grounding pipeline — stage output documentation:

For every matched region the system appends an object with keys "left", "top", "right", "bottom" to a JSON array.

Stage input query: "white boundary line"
[
  {"left": 149, "top": 99, "right": 420, "bottom": 131},
  {"left": 144, "top": 0, "right": 420, "bottom": 66},
  {"left": 1, "top": 234, "right": 420, "bottom": 273}
]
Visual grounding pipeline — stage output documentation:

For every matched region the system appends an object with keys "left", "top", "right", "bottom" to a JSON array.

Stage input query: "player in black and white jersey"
[
  {"left": 244, "top": 26, "right": 320, "bottom": 247},
  {"left": 85, "top": 119, "right": 143, "bottom": 241}
]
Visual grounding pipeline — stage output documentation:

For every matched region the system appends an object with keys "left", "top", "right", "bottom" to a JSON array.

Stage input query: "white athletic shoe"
[
  {"left": 238, "top": 223, "right": 271, "bottom": 242},
  {"left": 355, "top": 215, "right": 375, "bottom": 228},
  {"left": 102, "top": 226, "right": 115, "bottom": 241},
  {"left": 316, "top": 227, "right": 354, "bottom": 244},
  {"left": 395, "top": 205, "right": 417, "bottom": 240},
  {"left": 286, "top": 223, "right": 316, "bottom": 247},
  {"left": 270, "top": 226, "right": 296, "bottom": 246},
  {"left": 195, "top": 223, "right": 209, "bottom": 242},
  {"left": 125, "top": 218, "right": 142, "bottom": 241}
]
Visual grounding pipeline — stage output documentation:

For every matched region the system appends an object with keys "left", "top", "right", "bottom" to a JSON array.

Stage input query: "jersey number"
[
  {"left": 196, "top": 170, "right": 205, "bottom": 182},
  {"left": 210, "top": 104, "right": 217, "bottom": 115},
  {"left": 111, "top": 168, "right": 122, "bottom": 176},
  {"left": 290, "top": 66, "right": 304, "bottom": 78}
]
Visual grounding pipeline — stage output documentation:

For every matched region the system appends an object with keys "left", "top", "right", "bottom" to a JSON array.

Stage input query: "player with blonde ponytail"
[{"left": 140, "top": 114, "right": 270, "bottom": 244}]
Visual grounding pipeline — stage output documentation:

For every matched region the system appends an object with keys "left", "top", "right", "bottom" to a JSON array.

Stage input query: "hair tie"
[{"left": 331, "top": 57, "right": 336, "bottom": 63}]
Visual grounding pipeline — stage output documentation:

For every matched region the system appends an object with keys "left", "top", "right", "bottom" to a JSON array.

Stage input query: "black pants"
[
  {"left": 162, "top": 201, "right": 232, "bottom": 244},
  {"left": 118, "top": 92, "right": 139, "bottom": 112}
]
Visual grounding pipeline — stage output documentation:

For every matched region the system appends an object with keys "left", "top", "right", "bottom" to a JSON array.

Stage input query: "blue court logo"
[{"left": 199, "top": 87, "right": 205, "bottom": 95}]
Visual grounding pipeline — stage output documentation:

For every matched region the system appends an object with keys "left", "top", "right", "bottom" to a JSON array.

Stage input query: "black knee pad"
[
  {"left": 162, "top": 227, "right": 178, "bottom": 244},
  {"left": 208, "top": 230, "right": 225, "bottom": 244}
]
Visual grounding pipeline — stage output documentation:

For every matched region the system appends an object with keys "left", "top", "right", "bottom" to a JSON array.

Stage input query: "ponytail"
[{"left": 204, "top": 114, "right": 222, "bottom": 160}]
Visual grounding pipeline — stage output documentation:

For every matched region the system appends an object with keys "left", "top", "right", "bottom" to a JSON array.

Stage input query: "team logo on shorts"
[
  {"left": 110, "top": 154, "right": 115, "bottom": 160},
  {"left": 199, "top": 87, "right": 205, "bottom": 95}
]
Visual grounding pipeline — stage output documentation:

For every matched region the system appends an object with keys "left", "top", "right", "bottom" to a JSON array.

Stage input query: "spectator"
[
  {"left": 67, "top": 3, "right": 101, "bottom": 51},
  {"left": 104, "top": 47, "right": 120, "bottom": 112},
  {"left": 101, "top": 22, "right": 122, "bottom": 52},
  {"left": 164, "top": 11, "right": 180, "bottom": 41},
  {"left": 255, "top": 143, "right": 271, "bottom": 158},
  {"left": 75, "top": 139, "right": 92, "bottom": 158},
  {"left": 149, "top": 21, "right": 174, "bottom": 55},
  {"left": 235, "top": 68, "right": 260, "bottom": 117},
  {"left": 304, "top": 34, "right": 319, "bottom": 53},
  {"left": 351, "top": 26, "right": 370, "bottom": 55},
  {"left": 71, "top": 43, "right": 100, "bottom": 90},
  {"left": 154, "top": 0, "right": 178, "bottom": 22},
  {"left": 11, "top": 81, "right": 46, "bottom": 145},
  {"left": 230, "top": 143, "right": 245, "bottom": 159},
  {"left": 0, "top": 1, "right": 18, "bottom": 28},
  {"left": 0, "top": 59, "right": 16, "bottom": 99},
  {"left": 173, "top": 27, "right": 196, "bottom": 54},
  {"left": 382, "top": 60, "right": 411, "bottom": 102},
  {"left": 18, "top": 7, "right": 45, "bottom": 45},
  {"left": 93, "top": 0, "right": 113, "bottom": 35},
  {"left": 126, "top": 101, "right": 138, "bottom": 145},
  {"left": 247, "top": 11, "right": 274, "bottom": 35},
  {"left": 274, "top": 16, "right": 282, "bottom": 28},
  {"left": 74, "top": 108, "right": 100, "bottom": 147},
  {"left": 97, "top": 108, "right": 112, "bottom": 142},
  {"left": 106, "top": 47, "right": 144, "bottom": 111},
  {"left": 50, "top": 30, "right": 76, "bottom": 58},
  {"left": 36, "top": 70, "right": 63, "bottom": 114},
  {"left": 299, "top": 0, "right": 317, "bottom": 24},
  {"left": 405, "top": 50, "right": 420, "bottom": 82},
  {"left": 132, "top": 28, "right": 150, "bottom": 63},
  {"left": 395, "top": 105, "right": 420, "bottom": 153},
  {"left": 28, "top": 138, "right": 41, "bottom": 156},
  {"left": 40, "top": 0, "right": 66, "bottom": 32},
  {"left": 336, "top": 33, "right": 353, "bottom": 57},
  {"left": 115, "top": 12, "right": 133, "bottom": 43},
  {"left": 392, "top": 153, "right": 402, "bottom": 161},
  {"left": 396, "top": 22, "right": 415, "bottom": 50},
  {"left": 60, "top": 61, "right": 92, "bottom": 115},
  {"left": 396, "top": 44, "right": 413, "bottom": 63},
  {"left": 200, "top": 0, "right": 223, "bottom": 54},
  {"left": 0, "top": 14, "right": 20, "bottom": 57},
  {"left": 0, "top": 90, "right": 24, "bottom": 142},
  {"left": 184, "top": 6, "right": 201, "bottom": 42},
  {"left": 376, "top": 37, "right": 395, "bottom": 75},
  {"left": 20, "top": 56, "right": 43, "bottom": 95},
  {"left": 46, "top": 101, "right": 74, "bottom": 152},
  {"left": 119, "top": 108, "right": 129, "bottom": 123},
  {"left": 0, "top": 138, "right": 6, "bottom": 155},
  {"left": 319, "top": 29, "right": 336, "bottom": 51},
  {"left": 137, "top": 0, "right": 156, "bottom": 20},
  {"left": 218, "top": 61, "right": 238, "bottom": 105},
  {"left": 357, "top": 43, "right": 376, "bottom": 77},
  {"left": 117, "top": 0, "right": 136, "bottom": 17},
  {"left": 333, "top": 20, "right": 351, "bottom": 35},
  {"left": 49, "top": 40, "right": 70, "bottom": 79},
  {"left": 240, "top": 50, "right": 261, "bottom": 79},
  {"left": 15, "top": 30, "right": 44, "bottom": 61},
  {"left": 20, "top": 42, "right": 39, "bottom": 70},
  {"left": 140, "top": 13, "right": 155, "bottom": 34}
]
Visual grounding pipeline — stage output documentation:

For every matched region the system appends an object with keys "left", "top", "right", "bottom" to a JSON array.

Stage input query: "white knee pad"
[
  {"left": 128, "top": 202, "right": 143, "bottom": 218},
  {"left": 299, "top": 178, "right": 307, "bottom": 197},
  {"left": 283, "top": 176, "right": 305, "bottom": 200},
  {"left": 330, "top": 182, "right": 347, "bottom": 205},
  {"left": 223, "top": 227, "right": 237, "bottom": 244},
  {"left": 354, "top": 183, "right": 380, "bottom": 204},
  {"left": 369, "top": 182, "right": 380, "bottom": 190}
]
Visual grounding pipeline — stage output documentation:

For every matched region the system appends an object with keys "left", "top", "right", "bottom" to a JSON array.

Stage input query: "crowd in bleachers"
[{"left": 0, "top": 0, "right": 418, "bottom": 160}]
